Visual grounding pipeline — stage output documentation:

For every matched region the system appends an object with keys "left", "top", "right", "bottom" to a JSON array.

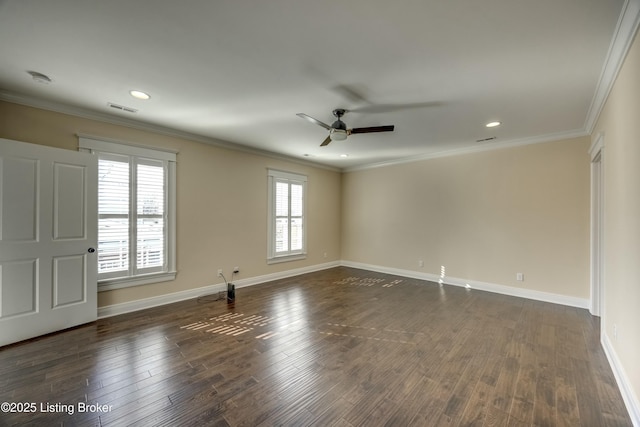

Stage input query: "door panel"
[
  {"left": 0, "top": 259, "right": 38, "bottom": 317},
  {"left": 54, "top": 162, "right": 87, "bottom": 240},
  {"left": 0, "top": 138, "right": 97, "bottom": 347},
  {"left": 1, "top": 157, "right": 38, "bottom": 242},
  {"left": 52, "top": 255, "right": 86, "bottom": 307}
]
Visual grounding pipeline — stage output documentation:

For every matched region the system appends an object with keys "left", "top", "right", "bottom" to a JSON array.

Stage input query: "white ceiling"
[{"left": 0, "top": 0, "right": 631, "bottom": 169}]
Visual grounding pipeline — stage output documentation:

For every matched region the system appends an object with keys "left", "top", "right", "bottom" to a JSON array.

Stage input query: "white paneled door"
[{"left": 0, "top": 138, "right": 97, "bottom": 347}]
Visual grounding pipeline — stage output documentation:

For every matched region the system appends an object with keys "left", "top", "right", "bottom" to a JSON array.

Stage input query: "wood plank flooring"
[{"left": 0, "top": 267, "right": 632, "bottom": 426}]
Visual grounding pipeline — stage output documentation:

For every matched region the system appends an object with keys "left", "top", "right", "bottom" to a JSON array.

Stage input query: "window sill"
[
  {"left": 98, "top": 271, "right": 177, "bottom": 292},
  {"left": 266, "top": 253, "right": 307, "bottom": 265}
]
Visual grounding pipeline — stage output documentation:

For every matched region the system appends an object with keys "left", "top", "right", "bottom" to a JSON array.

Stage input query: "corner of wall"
[{"left": 602, "top": 332, "right": 640, "bottom": 426}]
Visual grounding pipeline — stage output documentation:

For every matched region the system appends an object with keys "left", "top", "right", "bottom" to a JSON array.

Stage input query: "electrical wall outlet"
[
  {"left": 516, "top": 273, "right": 524, "bottom": 281},
  {"left": 418, "top": 259, "right": 424, "bottom": 268},
  {"left": 233, "top": 266, "right": 240, "bottom": 274},
  {"left": 217, "top": 269, "right": 223, "bottom": 277}
]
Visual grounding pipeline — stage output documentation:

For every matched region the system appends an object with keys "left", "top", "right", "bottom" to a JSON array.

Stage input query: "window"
[
  {"left": 79, "top": 136, "right": 177, "bottom": 290},
  {"left": 267, "top": 169, "right": 307, "bottom": 263}
]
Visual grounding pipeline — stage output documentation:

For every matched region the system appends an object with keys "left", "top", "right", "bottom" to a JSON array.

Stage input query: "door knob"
[{"left": 88, "top": 247, "right": 96, "bottom": 253}]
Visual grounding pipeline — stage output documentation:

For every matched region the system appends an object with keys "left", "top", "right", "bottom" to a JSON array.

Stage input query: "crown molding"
[
  {"left": 4, "top": 0, "right": 638, "bottom": 177},
  {"left": 344, "top": 0, "right": 639, "bottom": 173},
  {"left": 584, "top": 0, "right": 640, "bottom": 133},
  {"left": 0, "top": 91, "right": 341, "bottom": 173},
  {"left": 343, "top": 128, "right": 588, "bottom": 172}
]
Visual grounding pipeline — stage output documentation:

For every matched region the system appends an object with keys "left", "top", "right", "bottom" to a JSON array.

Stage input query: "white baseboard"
[
  {"left": 340, "top": 260, "right": 590, "bottom": 309},
  {"left": 98, "top": 259, "right": 636, "bottom": 424},
  {"left": 100, "top": 259, "right": 588, "bottom": 317},
  {"left": 230, "top": 261, "right": 340, "bottom": 289},
  {"left": 97, "top": 261, "right": 340, "bottom": 318},
  {"left": 602, "top": 332, "right": 640, "bottom": 427},
  {"left": 341, "top": 260, "right": 640, "bottom": 425}
]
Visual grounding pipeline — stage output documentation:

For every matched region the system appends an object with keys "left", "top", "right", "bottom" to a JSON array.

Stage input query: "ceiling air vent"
[
  {"left": 107, "top": 102, "right": 137, "bottom": 113},
  {"left": 476, "top": 136, "right": 496, "bottom": 143}
]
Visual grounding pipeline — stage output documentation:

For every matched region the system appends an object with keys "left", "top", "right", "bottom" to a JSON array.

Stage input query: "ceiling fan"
[{"left": 296, "top": 109, "right": 394, "bottom": 146}]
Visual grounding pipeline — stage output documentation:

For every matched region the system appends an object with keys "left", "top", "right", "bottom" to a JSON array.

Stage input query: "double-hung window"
[
  {"left": 267, "top": 169, "right": 307, "bottom": 263},
  {"left": 79, "top": 136, "right": 177, "bottom": 290}
]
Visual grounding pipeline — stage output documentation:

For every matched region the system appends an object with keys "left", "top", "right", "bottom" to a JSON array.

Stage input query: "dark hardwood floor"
[{"left": 0, "top": 267, "right": 632, "bottom": 426}]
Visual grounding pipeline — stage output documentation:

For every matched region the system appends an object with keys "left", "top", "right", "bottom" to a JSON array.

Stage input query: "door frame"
[{"left": 589, "top": 133, "right": 605, "bottom": 318}]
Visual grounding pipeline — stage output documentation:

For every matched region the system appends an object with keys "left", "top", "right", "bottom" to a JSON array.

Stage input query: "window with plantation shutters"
[
  {"left": 268, "top": 169, "right": 307, "bottom": 263},
  {"left": 97, "top": 154, "right": 130, "bottom": 275},
  {"left": 79, "top": 136, "right": 177, "bottom": 290},
  {"left": 136, "top": 160, "right": 165, "bottom": 271}
]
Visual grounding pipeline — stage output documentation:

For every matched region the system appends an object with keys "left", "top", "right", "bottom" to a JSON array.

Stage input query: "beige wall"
[
  {"left": 3, "top": 31, "right": 639, "bottom": 412},
  {"left": 0, "top": 101, "right": 342, "bottom": 308},
  {"left": 342, "top": 137, "right": 591, "bottom": 299},
  {"left": 593, "top": 29, "right": 640, "bottom": 415}
]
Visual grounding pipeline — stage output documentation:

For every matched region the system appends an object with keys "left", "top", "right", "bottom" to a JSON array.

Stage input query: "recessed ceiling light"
[
  {"left": 486, "top": 121, "right": 501, "bottom": 128},
  {"left": 130, "top": 90, "right": 150, "bottom": 100},
  {"left": 340, "top": 154, "right": 349, "bottom": 158}
]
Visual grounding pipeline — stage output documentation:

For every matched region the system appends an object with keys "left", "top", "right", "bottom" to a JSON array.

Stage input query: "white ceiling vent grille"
[{"left": 107, "top": 102, "right": 137, "bottom": 113}]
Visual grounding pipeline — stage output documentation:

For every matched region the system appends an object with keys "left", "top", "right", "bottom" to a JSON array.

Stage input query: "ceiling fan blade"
[
  {"left": 331, "top": 84, "right": 370, "bottom": 104},
  {"left": 349, "top": 125, "right": 395, "bottom": 134},
  {"left": 320, "top": 135, "right": 332, "bottom": 146},
  {"left": 348, "top": 101, "right": 442, "bottom": 114},
  {"left": 297, "top": 113, "right": 331, "bottom": 130}
]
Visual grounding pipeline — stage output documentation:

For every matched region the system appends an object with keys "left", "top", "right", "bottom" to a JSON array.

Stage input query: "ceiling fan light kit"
[
  {"left": 27, "top": 70, "right": 52, "bottom": 84},
  {"left": 297, "top": 108, "right": 395, "bottom": 146},
  {"left": 330, "top": 128, "right": 348, "bottom": 141}
]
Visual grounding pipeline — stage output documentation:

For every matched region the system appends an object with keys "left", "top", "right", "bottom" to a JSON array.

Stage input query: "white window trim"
[
  {"left": 79, "top": 136, "right": 177, "bottom": 291},
  {"left": 267, "top": 168, "right": 307, "bottom": 264}
]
